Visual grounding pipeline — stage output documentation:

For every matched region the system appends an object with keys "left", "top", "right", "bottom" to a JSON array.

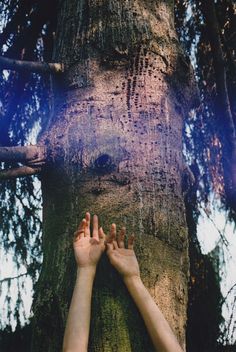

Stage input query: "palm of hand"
[
  {"left": 109, "top": 248, "right": 140, "bottom": 278},
  {"left": 74, "top": 236, "right": 104, "bottom": 267}
]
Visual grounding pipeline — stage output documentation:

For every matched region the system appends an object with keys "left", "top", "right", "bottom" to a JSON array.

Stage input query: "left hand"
[
  {"left": 73, "top": 212, "right": 106, "bottom": 269},
  {"left": 106, "top": 224, "right": 140, "bottom": 280}
]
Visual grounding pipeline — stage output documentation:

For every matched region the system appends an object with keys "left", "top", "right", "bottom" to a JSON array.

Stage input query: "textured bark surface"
[{"left": 32, "top": 1, "right": 194, "bottom": 351}]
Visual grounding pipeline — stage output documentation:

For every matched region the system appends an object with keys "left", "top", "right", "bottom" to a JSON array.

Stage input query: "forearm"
[
  {"left": 63, "top": 267, "right": 96, "bottom": 352},
  {"left": 124, "top": 276, "right": 183, "bottom": 352}
]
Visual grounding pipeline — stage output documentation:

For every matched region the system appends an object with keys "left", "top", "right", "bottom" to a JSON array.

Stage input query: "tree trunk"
[{"left": 31, "top": 1, "right": 194, "bottom": 351}]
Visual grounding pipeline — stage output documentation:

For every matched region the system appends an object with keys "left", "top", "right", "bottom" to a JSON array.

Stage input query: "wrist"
[
  {"left": 77, "top": 265, "right": 97, "bottom": 278},
  {"left": 123, "top": 274, "right": 142, "bottom": 287}
]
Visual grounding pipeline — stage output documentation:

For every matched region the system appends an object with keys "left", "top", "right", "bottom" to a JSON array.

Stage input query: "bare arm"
[
  {"left": 106, "top": 225, "right": 183, "bottom": 352},
  {"left": 124, "top": 276, "right": 183, "bottom": 352},
  {"left": 63, "top": 213, "right": 105, "bottom": 352}
]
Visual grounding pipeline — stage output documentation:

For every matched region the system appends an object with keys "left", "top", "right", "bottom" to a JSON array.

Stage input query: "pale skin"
[
  {"left": 106, "top": 224, "right": 184, "bottom": 352},
  {"left": 63, "top": 212, "right": 184, "bottom": 352},
  {"left": 63, "top": 212, "right": 106, "bottom": 352}
]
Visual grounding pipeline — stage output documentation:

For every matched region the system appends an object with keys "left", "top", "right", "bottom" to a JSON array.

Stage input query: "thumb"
[{"left": 106, "top": 242, "right": 113, "bottom": 254}]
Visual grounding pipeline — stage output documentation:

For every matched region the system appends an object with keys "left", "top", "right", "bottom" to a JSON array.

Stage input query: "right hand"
[
  {"left": 73, "top": 212, "right": 105, "bottom": 270},
  {"left": 106, "top": 224, "right": 140, "bottom": 280}
]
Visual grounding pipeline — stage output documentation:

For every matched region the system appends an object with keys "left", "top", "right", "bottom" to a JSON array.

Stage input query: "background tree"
[
  {"left": 0, "top": 0, "right": 235, "bottom": 351},
  {"left": 176, "top": 0, "right": 236, "bottom": 347}
]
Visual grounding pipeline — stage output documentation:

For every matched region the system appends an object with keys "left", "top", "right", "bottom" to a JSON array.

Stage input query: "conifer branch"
[
  {"left": 0, "top": 56, "right": 64, "bottom": 74},
  {"left": 0, "top": 145, "right": 47, "bottom": 180},
  {"left": 0, "top": 166, "right": 41, "bottom": 179},
  {"left": 0, "top": 145, "right": 46, "bottom": 163},
  {"left": 0, "top": 272, "right": 28, "bottom": 283}
]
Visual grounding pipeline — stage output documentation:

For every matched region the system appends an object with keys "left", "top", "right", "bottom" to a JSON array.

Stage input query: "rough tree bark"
[{"left": 31, "top": 1, "right": 195, "bottom": 351}]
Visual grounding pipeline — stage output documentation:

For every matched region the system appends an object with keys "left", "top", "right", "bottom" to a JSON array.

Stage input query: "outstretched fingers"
[
  {"left": 128, "top": 234, "right": 135, "bottom": 250},
  {"left": 106, "top": 226, "right": 135, "bottom": 250},
  {"left": 106, "top": 242, "right": 114, "bottom": 253},
  {"left": 113, "top": 240, "right": 119, "bottom": 249},
  {"left": 106, "top": 224, "right": 117, "bottom": 253},
  {"left": 106, "top": 223, "right": 116, "bottom": 243},
  {"left": 98, "top": 226, "right": 106, "bottom": 242},
  {"left": 92, "top": 214, "right": 99, "bottom": 239},
  {"left": 73, "top": 218, "right": 86, "bottom": 241},
  {"left": 84, "top": 212, "right": 91, "bottom": 237},
  {"left": 110, "top": 223, "right": 116, "bottom": 240},
  {"left": 117, "top": 227, "right": 126, "bottom": 248}
]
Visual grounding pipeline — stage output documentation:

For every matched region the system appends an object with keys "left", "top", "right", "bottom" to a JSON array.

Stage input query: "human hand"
[
  {"left": 106, "top": 224, "right": 140, "bottom": 280},
  {"left": 73, "top": 212, "right": 105, "bottom": 270}
]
